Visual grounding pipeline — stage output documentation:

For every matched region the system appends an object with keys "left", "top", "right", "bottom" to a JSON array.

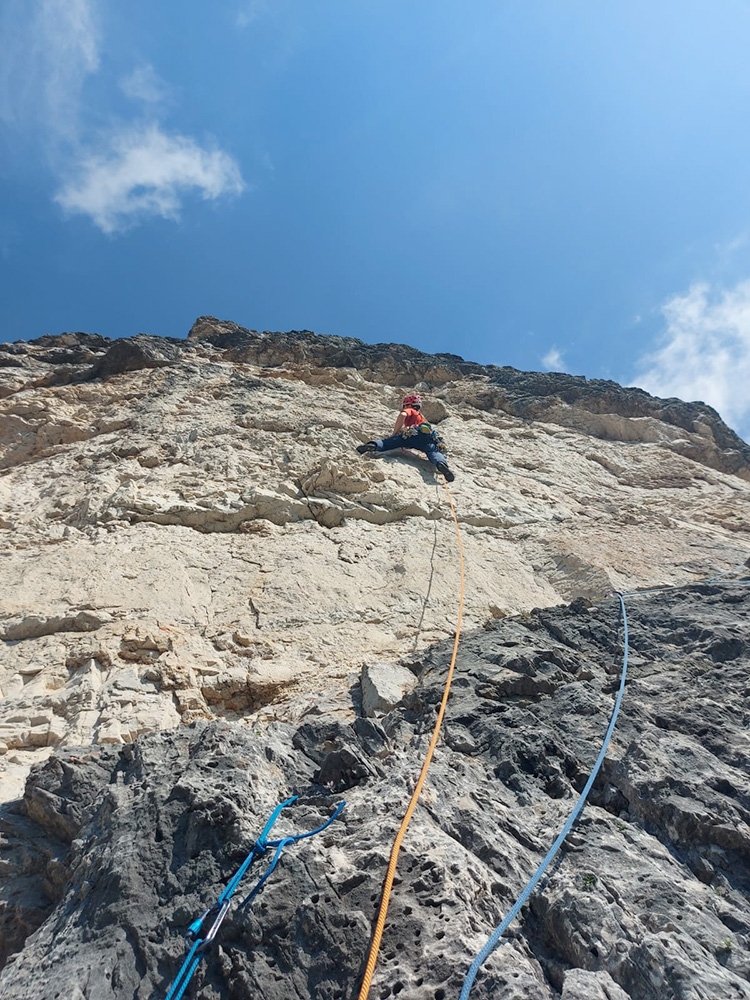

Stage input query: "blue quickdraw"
[
  {"left": 457, "top": 593, "right": 630, "bottom": 1000},
  {"left": 165, "top": 796, "right": 345, "bottom": 1000}
]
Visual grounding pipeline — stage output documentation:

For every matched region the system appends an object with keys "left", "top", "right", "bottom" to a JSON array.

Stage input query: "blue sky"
[{"left": 2, "top": 1, "right": 750, "bottom": 439}]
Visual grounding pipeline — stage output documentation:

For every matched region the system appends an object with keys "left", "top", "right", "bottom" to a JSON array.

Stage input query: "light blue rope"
[
  {"left": 164, "top": 797, "right": 345, "bottom": 1000},
  {"left": 239, "top": 801, "right": 347, "bottom": 909},
  {"left": 217, "top": 796, "right": 294, "bottom": 905},
  {"left": 165, "top": 940, "right": 202, "bottom": 1000},
  {"left": 457, "top": 592, "right": 629, "bottom": 1000}
]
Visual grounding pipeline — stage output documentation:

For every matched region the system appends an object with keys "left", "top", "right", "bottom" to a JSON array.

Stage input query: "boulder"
[{"left": 360, "top": 660, "right": 417, "bottom": 716}]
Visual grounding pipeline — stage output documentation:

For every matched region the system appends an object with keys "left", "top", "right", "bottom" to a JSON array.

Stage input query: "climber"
[{"left": 356, "top": 393, "right": 455, "bottom": 482}]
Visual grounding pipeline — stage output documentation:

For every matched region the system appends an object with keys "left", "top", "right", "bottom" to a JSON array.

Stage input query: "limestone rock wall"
[
  {"left": 0, "top": 323, "right": 749, "bottom": 999},
  {"left": 1, "top": 325, "right": 748, "bottom": 778}
]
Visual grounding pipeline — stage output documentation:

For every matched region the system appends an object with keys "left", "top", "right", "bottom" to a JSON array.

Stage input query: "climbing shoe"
[
  {"left": 356, "top": 442, "right": 378, "bottom": 454},
  {"left": 436, "top": 461, "right": 455, "bottom": 482}
]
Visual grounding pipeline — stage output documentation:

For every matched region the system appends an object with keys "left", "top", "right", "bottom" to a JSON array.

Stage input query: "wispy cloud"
[
  {"left": 714, "top": 231, "right": 748, "bottom": 259},
  {"left": 1, "top": 0, "right": 245, "bottom": 233},
  {"left": 55, "top": 124, "right": 245, "bottom": 233},
  {"left": 0, "top": 0, "right": 99, "bottom": 139},
  {"left": 542, "top": 347, "right": 565, "bottom": 371},
  {"left": 119, "top": 64, "right": 172, "bottom": 106},
  {"left": 634, "top": 280, "right": 750, "bottom": 439}
]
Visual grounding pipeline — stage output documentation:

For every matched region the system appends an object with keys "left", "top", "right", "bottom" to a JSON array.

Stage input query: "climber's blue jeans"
[{"left": 375, "top": 434, "right": 447, "bottom": 467}]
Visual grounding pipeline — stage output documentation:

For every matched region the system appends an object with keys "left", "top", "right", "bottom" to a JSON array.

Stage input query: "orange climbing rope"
[{"left": 357, "top": 482, "right": 465, "bottom": 1000}]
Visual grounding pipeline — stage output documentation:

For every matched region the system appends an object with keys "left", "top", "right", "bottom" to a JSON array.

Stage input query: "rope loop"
[{"left": 165, "top": 798, "right": 345, "bottom": 1000}]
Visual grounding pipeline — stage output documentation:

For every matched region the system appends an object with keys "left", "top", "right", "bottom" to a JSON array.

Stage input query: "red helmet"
[{"left": 402, "top": 393, "right": 422, "bottom": 409}]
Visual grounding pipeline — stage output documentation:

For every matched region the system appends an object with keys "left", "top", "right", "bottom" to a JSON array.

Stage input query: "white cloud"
[
  {"left": 634, "top": 280, "right": 750, "bottom": 439},
  {"left": 1, "top": 2, "right": 246, "bottom": 233},
  {"left": 0, "top": 0, "right": 99, "bottom": 139},
  {"left": 55, "top": 124, "right": 245, "bottom": 233},
  {"left": 542, "top": 347, "right": 565, "bottom": 371},
  {"left": 120, "top": 64, "right": 172, "bottom": 105}
]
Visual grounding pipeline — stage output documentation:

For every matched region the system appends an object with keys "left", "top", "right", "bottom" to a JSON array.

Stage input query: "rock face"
[
  {"left": 0, "top": 321, "right": 749, "bottom": 999},
  {"left": 1, "top": 321, "right": 749, "bottom": 771},
  {"left": 0, "top": 582, "right": 748, "bottom": 1000}
]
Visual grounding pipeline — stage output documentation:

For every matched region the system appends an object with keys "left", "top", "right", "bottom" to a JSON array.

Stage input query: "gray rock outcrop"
[{"left": 1, "top": 581, "right": 748, "bottom": 1000}]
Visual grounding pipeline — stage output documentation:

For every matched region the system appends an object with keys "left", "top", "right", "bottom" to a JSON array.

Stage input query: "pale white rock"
[
  {"left": 96, "top": 718, "right": 123, "bottom": 744},
  {"left": 361, "top": 660, "right": 418, "bottom": 716},
  {"left": 561, "top": 969, "right": 631, "bottom": 1000}
]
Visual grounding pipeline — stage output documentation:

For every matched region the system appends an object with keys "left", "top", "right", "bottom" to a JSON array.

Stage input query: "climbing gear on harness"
[
  {"left": 164, "top": 796, "right": 345, "bottom": 1000},
  {"left": 457, "top": 592, "right": 630, "bottom": 1000},
  {"left": 357, "top": 442, "right": 378, "bottom": 453},
  {"left": 357, "top": 481, "right": 464, "bottom": 1000},
  {"left": 400, "top": 412, "right": 449, "bottom": 449},
  {"left": 408, "top": 422, "right": 448, "bottom": 454},
  {"left": 401, "top": 393, "right": 422, "bottom": 408},
  {"left": 402, "top": 424, "right": 423, "bottom": 438},
  {"left": 436, "top": 461, "right": 455, "bottom": 482},
  {"left": 403, "top": 421, "right": 437, "bottom": 440}
]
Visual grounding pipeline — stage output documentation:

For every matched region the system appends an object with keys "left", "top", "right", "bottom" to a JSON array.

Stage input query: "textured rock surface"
[
  {"left": 1, "top": 322, "right": 750, "bottom": 999},
  {"left": 561, "top": 970, "right": 630, "bottom": 999},
  {"left": 0, "top": 582, "right": 748, "bottom": 1000},
  {"left": 361, "top": 661, "right": 418, "bottom": 717},
  {"left": 1, "top": 322, "right": 749, "bottom": 783}
]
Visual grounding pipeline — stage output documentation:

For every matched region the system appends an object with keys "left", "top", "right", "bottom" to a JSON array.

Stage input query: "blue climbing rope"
[
  {"left": 165, "top": 796, "right": 345, "bottom": 1000},
  {"left": 457, "top": 592, "right": 629, "bottom": 1000}
]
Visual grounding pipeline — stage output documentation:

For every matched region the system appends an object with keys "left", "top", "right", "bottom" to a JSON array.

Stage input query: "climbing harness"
[
  {"left": 400, "top": 418, "right": 448, "bottom": 455},
  {"left": 357, "top": 482, "right": 465, "bottom": 1000},
  {"left": 402, "top": 421, "right": 429, "bottom": 438},
  {"left": 165, "top": 796, "right": 345, "bottom": 1000},
  {"left": 457, "top": 592, "right": 630, "bottom": 1000}
]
